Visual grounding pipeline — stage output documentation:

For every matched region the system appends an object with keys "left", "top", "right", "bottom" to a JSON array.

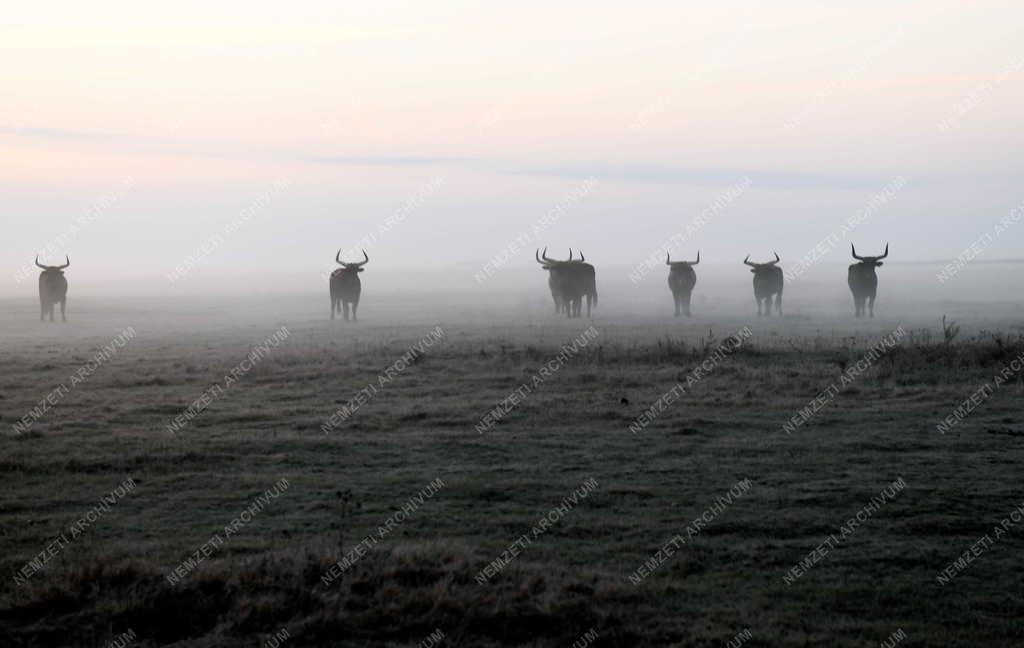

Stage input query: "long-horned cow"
[
  {"left": 36, "top": 255, "right": 70, "bottom": 322},
  {"left": 569, "top": 250, "right": 598, "bottom": 318},
  {"left": 537, "top": 247, "right": 569, "bottom": 315},
  {"left": 744, "top": 252, "right": 783, "bottom": 316},
  {"left": 330, "top": 249, "right": 368, "bottom": 321},
  {"left": 848, "top": 243, "right": 888, "bottom": 318},
  {"left": 536, "top": 247, "right": 598, "bottom": 318},
  {"left": 666, "top": 251, "right": 699, "bottom": 317}
]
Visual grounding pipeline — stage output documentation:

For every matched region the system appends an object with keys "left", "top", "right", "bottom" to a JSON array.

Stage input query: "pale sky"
[{"left": 2, "top": 1, "right": 1022, "bottom": 296}]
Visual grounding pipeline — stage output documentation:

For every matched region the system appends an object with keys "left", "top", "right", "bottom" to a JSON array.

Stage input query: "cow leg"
[
  {"left": 775, "top": 294, "right": 783, "bottom": 316},
  {"left": 351, "top": 299, "right": 359, "bottom": 322},
  {"left": 684, "top": 292, "right": 692, "bottom": 317},
  {"left": 60, "top": 299, "right": 66, "bottom": 322},
  {"left": 673, "top": 293, "right": 680, "bottom": 317},
  {"left": 756, "top": 298, "right": 763, "bottom": 317},
  {"left": 586, "top": 295, "right": 592, "bottom": 318},
  {"left": 40, "top": 302, "right": 45, "bottom": 322},
  {"left": 868, "top": 295, "right": 875, "bottom": 318},
  {"left": 342, "top": 301, "right": 350, "bottom": 322},
  {"left": 331, "top": 298, "right": 336, "bottom": 320},
  {"left": 49, "top": 303, "right": 55, "bottom": 322}
]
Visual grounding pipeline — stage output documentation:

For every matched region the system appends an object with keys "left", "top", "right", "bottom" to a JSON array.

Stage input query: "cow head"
[
  {"left": 36, "top": 255, "right": 70, "bottom": 274},
  {"left": 666, "top": 251, "right": 700, "bottom": 267},
  {"left": 536, "top": 247, "right": 573, "bottom": 271},
  {"left": 851, "top": 243, "right": 888, "bottom": 267},
  {"left": 336, "top": 249, "right": 369, "bottom": 273},
  {"left": 743, "top": 252, "right": 780, "bottom": 274}
]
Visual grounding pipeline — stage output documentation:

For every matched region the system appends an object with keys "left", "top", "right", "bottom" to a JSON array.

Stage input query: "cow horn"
[
  {"left": 691, "top": 251, "right": 700, "bottom": 266},
  {"left": 771, "top": 251, "right": 780, "bottom": 264},
  {"left": 666, "top": 252, "right": 672, "bottom": 266},
  {"left": 336, "top": 249, "right": 368, "bottom": 267},
  {"left": 851, "top": 243, "right": 865, "bottom": 261},
  {"left": 541, "top": 247, "right": 570, "bottom": 264},
  {"left": 35, "top": 255, "right": 46, "bottom": 270},
  {"left": 536, "top": 248, "right": 545, "bottom": 264},
  {"left": 878, "top": 243, "right": 889, "bottom": 260},
  {"left": 58, "top": 256, "right": 69, "bottom": 270},
  {"left": 743, "top": 255, "right": 756, "bottom": 267},
  {"left": 577, "top": 250, "right": 585, "bottom": 262}
]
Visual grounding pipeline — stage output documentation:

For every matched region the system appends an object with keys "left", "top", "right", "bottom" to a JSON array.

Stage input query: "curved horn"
[
  {"left": 878, "top": 243, "right": 889, "bottom": 260},
  {"left": 743, "top": 255, "right": 756, "bottom": 267},
  {"left": 354, "top": 249, "right": 369, "bottom": 267},
  {"left": 541, "top": 246, "right": 554, "bottom": 263},
  {"left": 691, "top": 251, "right": 700, "bottom": 266},
  {"left": 568, "top": 248, "right": 574, "bottom": 262},
  {"left": 772, "top": 251, "right": 780, "bottom": 264},
  {"left": 35, "top": 255, "right": 46, "bottom": 270},
  {"left": 577, "top": 250, "right": 585, "bottom": 262},
  {"left": 336, "top": 249, "right": 346, "bottom": 266},
  {"left": 536, "top": 248, "right": 545, "bottom": 264},
  {"left": 851, "top": 243, "right": 864, "bottom": 261},
  {"left": 666, "top": 252, "right": 672, "bottom": 266},
  {"left": 58, "top": 255, "right": 69, "bottom": 270}
]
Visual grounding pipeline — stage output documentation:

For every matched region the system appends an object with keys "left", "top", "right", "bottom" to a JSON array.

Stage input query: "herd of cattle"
[{"left": 33, "top": 243, "right": 890, "bottom": 322}]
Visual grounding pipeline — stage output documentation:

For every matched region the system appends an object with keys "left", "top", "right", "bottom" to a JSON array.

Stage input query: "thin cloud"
[
  {"left": 0, "top": 122, "right": 914, "bottom": 190},
  {"left": 309, "top": 154, "right": 888, "bottom": 190}
]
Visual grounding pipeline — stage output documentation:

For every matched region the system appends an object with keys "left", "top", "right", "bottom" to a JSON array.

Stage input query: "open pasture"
[{"left": 1, "top": 297, "right": 1023, "bottom": 647}]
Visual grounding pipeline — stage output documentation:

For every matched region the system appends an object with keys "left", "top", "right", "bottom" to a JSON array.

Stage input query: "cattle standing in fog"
[
  {"left": 848, "top": 243, "right": 888, "bottom": 318},
  {"left": 744, "top": 252, "right": 783, "bottom": 316},
  {"left": 569, "top": 250, "right": 598, "bottom": 318},
  {"left": 538, "top": 248, "right": 570, "bottom": 314},
  {"left": 330, "top": 249, "right": 368, "bottom": 321},
  {"left": 666, "top": 251, "right": 699, "bottom": 317},
  {"left": 36, "top": 256, "right": 70, "bottom": 322},
  {"left": 536, "top": 248, "right": 598, "bottom": 318}
]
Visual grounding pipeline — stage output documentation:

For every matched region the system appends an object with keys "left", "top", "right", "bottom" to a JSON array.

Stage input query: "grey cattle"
[
  {"left": 744, "top": 252, "right": 783, "bottom": 316},
  {"left": 848, "top": 243, "right": 888, "bottom": 318},
  {"left": 666, "top": 251, "right": 699, "bottom": 317},
  {"left": 330, "top": 249, "right": 368, "bottom": 321},
  {"left": 536, "top": 248, "right": 597, "bottom": 318},
  {"left": 36, "top": 256, "right": 69, "bottom": 322},
  {"left": 538, "top": 248, "right": 571, "bottom": 315}
]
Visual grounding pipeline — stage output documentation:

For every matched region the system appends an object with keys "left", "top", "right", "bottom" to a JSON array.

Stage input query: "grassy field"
[{"left": 1, "top": 297, "right": 1023, "bottom": 647}]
